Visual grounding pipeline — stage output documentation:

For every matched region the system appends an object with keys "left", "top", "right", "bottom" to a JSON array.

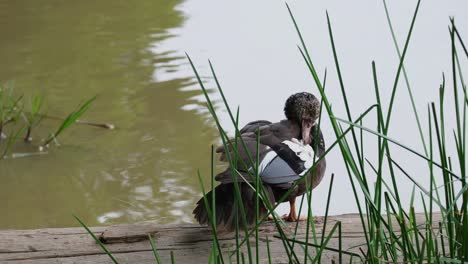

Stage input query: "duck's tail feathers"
[{"left": 193, "top": 183, "right": 274, "bottom": 232}]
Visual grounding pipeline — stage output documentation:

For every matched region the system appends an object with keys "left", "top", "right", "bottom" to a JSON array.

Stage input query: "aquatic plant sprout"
[{"left": 0, "top": 83, "right": 98, "bottom": 159}]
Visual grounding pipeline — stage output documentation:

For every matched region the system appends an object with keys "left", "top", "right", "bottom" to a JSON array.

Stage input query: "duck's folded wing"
[
  {"left": 216, "top": 135, "right": 271, "bottom": 171},
  {"left": 244, "top": 120, "right": 300, "bottom": 146},
  {"left": 215, "top": 121, "right": 301, "bottom": 184},
  {"left": 216, "top": 120, "right": 274, "bottom": 163},
  {"left": 239, "top": 120, "right": 272, "bottom": 134}
]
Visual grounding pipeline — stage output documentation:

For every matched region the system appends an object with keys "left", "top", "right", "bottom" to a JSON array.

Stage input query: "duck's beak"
[{"left": 301, "top": 119, "right": 313, "bottom": 145}]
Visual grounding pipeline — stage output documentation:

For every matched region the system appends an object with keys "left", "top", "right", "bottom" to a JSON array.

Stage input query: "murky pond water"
[{"left": 0, "top": 0, "right": 467, "bottom": 229}]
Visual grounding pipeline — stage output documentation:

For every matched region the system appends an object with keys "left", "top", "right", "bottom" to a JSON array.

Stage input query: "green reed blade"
[
  {"left": 382, "top": 0, "right": 428, "bottom": 156},
  {"left": 296, "top": 38, "right": 386, "bottom": 247},
  {"left": 316, "top": 173, "right": 335, "bottom": 262},
  {"left": 384, "top": 193, "right": 398, "bottom": 260},
  {"left": 148, "top": 234, "right": 162, "bottom": 264},
  {"left": 334, "top": 116, "right": 461, "bottom": 180},
  {"left": 266, "top": 236, "right": 272, "bottom": 264},
  {"left": 208, "top": 246, "right": 214, "bottom": 264},
  {"left": 187, "top": 54, "right": 253, "bottom": 262},
  {"left": 2, "top": 126, "right": 26, "bottom": 158},
  {"left": 197, "top": 170, "right": 224, "bottom": 264},
  {"left": 389, "top": 157, "right": 446, "bottom": 211},
  {"left": 372, "top": 61, "right": 386, "bottom": 260},
  {"left": 311, "top": 222, "right": 341, "bottom": 264},
  {"left": 431, "top": 102, "right": 456, "bottom": 257},
  {"left": 275, "top": 231, "right": 365, "bottom": 262},
  {"left": 73, "top": 215, "right": 119, "bottom": 264},
  {"left": 382, "top": 0, "right": 421, "bottom": 132},
  {"left": 299, "top": 70, "right": 328, "bottom": 264},
  {"left": 410, "top": 207, "right": 422, "bottom": 259},
  {"left": 326, "top": 12, "right": 368, "bottom": 191},
  {"left": 451, "top": 18, "right": 468, "bottom": 60},
  {"left": 43, "top": 96, "right": 96, "bottom": 147},
  {"left": 376, "top": 2, "right": 422, "bottom": 257},
  {"left": 255, "top": 129, "right": 260, "bottom": 264}
]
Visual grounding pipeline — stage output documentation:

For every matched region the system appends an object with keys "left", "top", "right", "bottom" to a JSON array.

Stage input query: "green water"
[{"left": 0, "top": 0, "right": 219, "bottom": 229}]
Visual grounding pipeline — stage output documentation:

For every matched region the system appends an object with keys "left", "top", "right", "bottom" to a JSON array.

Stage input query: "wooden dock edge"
[{"left": 0, "top": 213, "right": 441, "bottom": 263}]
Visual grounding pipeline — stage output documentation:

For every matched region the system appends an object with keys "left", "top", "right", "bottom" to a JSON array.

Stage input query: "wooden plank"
[{"left": 0, "top": 213, "right": 443, "bottom": 263}]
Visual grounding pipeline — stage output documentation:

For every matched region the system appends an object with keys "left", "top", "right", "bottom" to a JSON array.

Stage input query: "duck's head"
[{"left": 284, "top": 92, "right": 320, "bottom": 145}]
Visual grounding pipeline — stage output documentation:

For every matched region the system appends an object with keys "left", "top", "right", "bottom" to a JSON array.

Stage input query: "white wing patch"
[
  {"left": 258, "top": 150, "right": 277, "bottom": 173},
  {"left": 282, "top": 138, "right": 315, "bottom": 173}
]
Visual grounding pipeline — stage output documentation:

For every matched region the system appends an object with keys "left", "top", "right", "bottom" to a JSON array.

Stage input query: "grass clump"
[
  {"left": 77, "top": 1, "right": 466, "bottom": 263},
  {"left": 0, "top": 83, "right": 98, "bottom": 159}
]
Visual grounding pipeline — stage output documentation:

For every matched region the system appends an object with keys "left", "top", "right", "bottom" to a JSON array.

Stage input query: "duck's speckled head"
[{"left": 284, "top": 92, "right": 320, "bottom": 145}]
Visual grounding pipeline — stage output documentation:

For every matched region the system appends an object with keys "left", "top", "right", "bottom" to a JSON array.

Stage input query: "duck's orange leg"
[
  {"left": 278, "top": 197, "right": 302, "bottom": 221},
  {"left": 266, "top": 197, "right": 307, "bottom": 222}
]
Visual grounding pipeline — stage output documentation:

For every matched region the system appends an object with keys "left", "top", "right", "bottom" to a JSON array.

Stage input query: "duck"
[{"left": 193, "top": 92, "right": 326, "bottom": 231}]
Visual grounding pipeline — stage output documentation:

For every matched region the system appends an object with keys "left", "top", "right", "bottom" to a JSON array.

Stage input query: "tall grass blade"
[
  {"left": 43, "top": 96, "right": 96, "bottom": 147},
  {"left": 316, "top": 173, "right": 334, "bottom": 262},
  {"left": 197, "top": 170, "right": 225, "bottom": 264},
  {"left": 333, "top": 116, "right": 461, "bottom": 180},
  {"left": 382, "top": 0, "right": 428, "bottom": 156},
  {"left": 382, "top": 0, "right": 421, "bottom": 131},
  {"left": 148, "top": 234, "right": 163, "bottom": 264},
  {"left": 73, "top": 215, "right": 119, "bottom": 264},
  {"left": 266, "top": 236, "right": 272, "bottom": 264}
]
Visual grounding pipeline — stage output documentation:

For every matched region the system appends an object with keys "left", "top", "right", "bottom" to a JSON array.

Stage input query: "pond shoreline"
[{"left": 0, "top": 212, "right": 441, "bottom": 263}]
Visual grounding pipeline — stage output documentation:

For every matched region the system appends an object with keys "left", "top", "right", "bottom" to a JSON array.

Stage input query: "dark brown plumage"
[{"left": 193, "top": 92, "right": 326, "bottom": 231}]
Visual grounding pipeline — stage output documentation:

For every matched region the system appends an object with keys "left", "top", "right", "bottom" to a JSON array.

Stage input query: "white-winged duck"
[{"left": 193, "top": 92, "right": 326, "bottom": 230}]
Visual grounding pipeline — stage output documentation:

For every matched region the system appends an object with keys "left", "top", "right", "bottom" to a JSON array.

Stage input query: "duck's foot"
[
  {"left": 267, "top": 214, "right": 309, "bottom": 222},
  {"left": 281, "top": 214, "right": 308, "bottom": 222}
]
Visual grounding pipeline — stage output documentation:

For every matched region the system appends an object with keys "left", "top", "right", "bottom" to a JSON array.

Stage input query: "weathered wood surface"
[{"left": 0, "top": 213, "right": 441, "bottom": 264}]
